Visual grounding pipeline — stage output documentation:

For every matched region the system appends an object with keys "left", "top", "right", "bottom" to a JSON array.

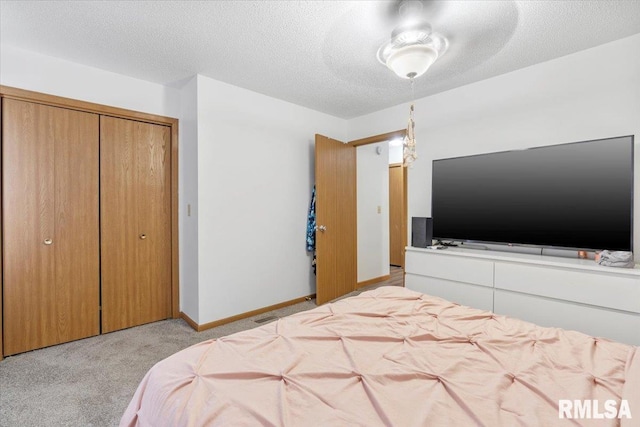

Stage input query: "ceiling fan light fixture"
[
  {"left": 386, "top": 44, "right": 438, "bottom": 79},
  {"left": 377, "top": 28, "right": 447, "bottom": 79},
  {"left": 375, "top": 0, "right": 451, "bottom": 167}
]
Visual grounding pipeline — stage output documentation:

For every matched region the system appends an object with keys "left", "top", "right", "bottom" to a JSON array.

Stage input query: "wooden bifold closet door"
[
  {"left": 2, "top": 99, "right": 100, "bottom": 355},
  {"left": 100, "top": 116, "right": 171, "bottom": 333},
  {"left": 1, "top": 87, "right": 177, "bottom": 357}
]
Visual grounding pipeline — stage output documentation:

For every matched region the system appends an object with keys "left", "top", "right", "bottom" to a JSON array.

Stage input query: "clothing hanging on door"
[{"left": 306, "top": 185, "right": 316, "bottom": 274}]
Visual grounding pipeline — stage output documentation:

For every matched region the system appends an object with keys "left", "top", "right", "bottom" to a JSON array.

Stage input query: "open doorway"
[
  {"left": 350, "top": 131, "right": 407, "bottom": 289},
  {"left": 388, "top": 136, "right": 407, "bottom": 269}
]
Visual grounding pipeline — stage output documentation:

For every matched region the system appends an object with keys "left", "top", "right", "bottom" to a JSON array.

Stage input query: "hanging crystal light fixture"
[
  {"left": 403, "top": 77, "right": 417, "bottom": 167},
  {"left": 403, "top": 103, "right": 417, "bottom": 167}
]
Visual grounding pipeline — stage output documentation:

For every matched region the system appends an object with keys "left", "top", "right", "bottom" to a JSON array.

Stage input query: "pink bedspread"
[{"left": 121, "top": 287, "right": 638, "bottom": 426}]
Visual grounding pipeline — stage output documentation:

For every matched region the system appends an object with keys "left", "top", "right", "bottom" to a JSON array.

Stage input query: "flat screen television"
[{"left": 431, "top": 135, "right": 634, "bottom": 252}]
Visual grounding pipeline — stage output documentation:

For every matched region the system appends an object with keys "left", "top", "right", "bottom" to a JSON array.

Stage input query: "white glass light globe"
[{"left": 386, "top": 45, "right": 438, "bottom": 79}]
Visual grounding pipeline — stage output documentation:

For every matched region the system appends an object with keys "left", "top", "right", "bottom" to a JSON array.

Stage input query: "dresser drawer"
[
  {"left": 494, "top": 290, "right": 640, "bottom": 346},
  {"left": 494, "top": 262, "right": 640, "bottom": 313},
  {"left": 405, "top": 274, "right": 494, "bottom": 311},
  {"left": 405, "top": 251, "right": 494, "bottom": 288}
]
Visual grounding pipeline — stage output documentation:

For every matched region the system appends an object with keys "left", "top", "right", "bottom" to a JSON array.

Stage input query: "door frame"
[
  {"left": 0, "top": 86, "right": 180, "bottom": 338},
  {"left": 350, "top": 130, "right": 406, "bottom": 147}
]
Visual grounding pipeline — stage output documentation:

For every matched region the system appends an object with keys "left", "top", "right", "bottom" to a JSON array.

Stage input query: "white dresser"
[{"left": 405, "top": 247, "right": 640, "bottom": 346}]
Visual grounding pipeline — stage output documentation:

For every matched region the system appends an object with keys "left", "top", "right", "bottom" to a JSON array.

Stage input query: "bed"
[{"left": 121, "top": 286, "right": 639, "bottom": 426}]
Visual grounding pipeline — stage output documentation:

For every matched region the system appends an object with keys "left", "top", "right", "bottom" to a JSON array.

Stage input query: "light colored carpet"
[{"left": 0, "top": 269, "right": 403, "bottom": 427}]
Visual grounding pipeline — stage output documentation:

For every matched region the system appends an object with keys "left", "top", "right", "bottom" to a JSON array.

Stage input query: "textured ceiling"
[{"left": 1, "top": 0, "right": 639, "bottom": 119}]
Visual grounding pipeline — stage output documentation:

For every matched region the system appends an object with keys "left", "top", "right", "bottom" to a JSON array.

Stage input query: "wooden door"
[
  {"left": 100, "top": 116, "right": 171, "bottom": 333},
  {"left": 315, "top": 134, "right": 357, "bottom": 304},
  {"left": 2, "top": 99, "right": 100, "bottom": 355},
  {"left": 389, "top": 164, "right": 407, "bottom": 267}
]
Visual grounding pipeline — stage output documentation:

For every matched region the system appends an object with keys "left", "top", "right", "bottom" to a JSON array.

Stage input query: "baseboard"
[
  {"left": 356, "top": 274, "right": 391, "bottom": 289},
  {"left": 179, "top": 312, "right": 200, "bottom": 331},
  {"left": 180, "top": 293, "right": 316, "bottom": 332}
]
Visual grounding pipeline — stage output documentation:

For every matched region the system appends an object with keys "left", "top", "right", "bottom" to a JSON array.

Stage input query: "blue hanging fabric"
[{"left": 306, "top": 185, "right": 317, "bottom": 274}]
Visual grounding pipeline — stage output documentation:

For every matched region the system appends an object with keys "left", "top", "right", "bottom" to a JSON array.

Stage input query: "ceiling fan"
[{"left": 377, "top": 0, "right": 449, "bottom": 79}]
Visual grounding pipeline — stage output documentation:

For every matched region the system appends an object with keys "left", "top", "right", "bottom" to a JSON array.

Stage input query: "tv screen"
[{"left": 432, "top": 136, "right": 633, "bottom": 251}]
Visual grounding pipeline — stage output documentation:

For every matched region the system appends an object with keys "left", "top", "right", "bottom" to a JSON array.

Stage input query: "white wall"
[
  {"left": 348, "top": 34, "right": 640, "bottom": 259},
  {"left": 179, "top": 76, "right": 199, "bottom": 320},
  {"left": 0, "top": 45, "right": 180, "bottom": 118},
  {"left": 195, "top": 75, "right": 347, "bottom": 324},
  {"left": 357, "top": 142, "right": 390, "bottom": 282}
]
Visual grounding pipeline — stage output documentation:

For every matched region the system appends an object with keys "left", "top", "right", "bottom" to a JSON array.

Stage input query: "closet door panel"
[
  {"left": 54, "top": 108, "right": 100, "bottom": 342},
  {"left": 3, "top": 99, "right": 55, "bottom": 355},
  {"left": 2, "top": 99, "right": 99, "bottom": 355},
  {"left": 136, "top": 122, "right": 171, "bottom": 323},
  {"left": 100, "top": 117, "right": 140, "bottom": 333},
  {"left": 100, "top": 117, "right": 171, "bottom": 333}
]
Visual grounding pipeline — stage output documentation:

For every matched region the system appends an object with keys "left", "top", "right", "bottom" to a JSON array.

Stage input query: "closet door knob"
[
  {"left": 43, "top": 238, "right": 53, "bottom": 245},
  {"left": 139, "top": 234, "right": 147, "bottom": 240}
]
